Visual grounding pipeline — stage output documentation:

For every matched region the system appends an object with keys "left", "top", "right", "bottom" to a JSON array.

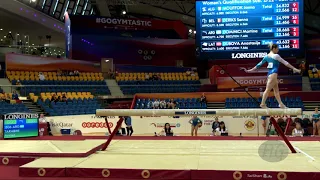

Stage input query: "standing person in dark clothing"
[{"left": 125, "top": 116, "right": 133, "bottom": 136}]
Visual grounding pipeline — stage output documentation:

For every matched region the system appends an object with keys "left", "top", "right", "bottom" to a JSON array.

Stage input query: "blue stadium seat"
[
  {"left": 118, "top": 80, "right": 201, "bottom": 95},
  {"left": 16, "top": 80, "right": 111, "bottom": 95},
  {"left": 225, "top": 96, "right": 304, "bottom": 109},
  {"left": 38, "top": 98, "right": 101, "bottom": 116},
  {"left": 0, "top": 101, "right": 30, "bottom": 114}
]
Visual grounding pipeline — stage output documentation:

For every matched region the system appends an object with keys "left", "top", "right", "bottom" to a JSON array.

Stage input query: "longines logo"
[
  {"left": 231, "top": 52, "right": 267, "bottom": 59},
  {"left": 4, "top": 113, "right": 39, "bottom": 120}
]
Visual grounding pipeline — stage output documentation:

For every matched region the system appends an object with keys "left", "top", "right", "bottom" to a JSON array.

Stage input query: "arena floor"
[{"left": 5, "top": 139, "right": 319, "bottom": 180}]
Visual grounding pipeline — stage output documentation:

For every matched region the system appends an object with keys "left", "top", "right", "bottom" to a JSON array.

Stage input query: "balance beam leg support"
[{"left": 270, "top": 117, "right": 296, "bottom": 153}]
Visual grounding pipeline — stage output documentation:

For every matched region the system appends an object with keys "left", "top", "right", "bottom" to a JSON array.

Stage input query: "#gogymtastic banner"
[
  {"left": 217, "top": 76, "right": 302, "bottom": 91},
  {"left": 209, "top": 64, "right": 290, "bottom": 84},
  {"left": 67, "top": 15, "right": 188, "bottom": 39}
]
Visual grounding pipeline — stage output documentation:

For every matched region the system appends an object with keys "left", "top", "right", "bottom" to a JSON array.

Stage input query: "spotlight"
[
  {"left": 122, "top": 11, "right": 126, "bottom": 15},
  {"left": 193, "top": 30, "right": 196, "bottom": 34},
  {"left": 189, "top": 29, "right": 192, "bottom": 33}
]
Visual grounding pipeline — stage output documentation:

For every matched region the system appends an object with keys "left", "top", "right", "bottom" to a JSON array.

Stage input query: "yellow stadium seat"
[
  {"left": 62, "top": 76, "right": 67, "bottom": 81},
  {"left": 33, "top": 96, "right": 38, "bottom": 103},
  {"left": 315, "top": 74, "right": 319, "bottom": 78}
]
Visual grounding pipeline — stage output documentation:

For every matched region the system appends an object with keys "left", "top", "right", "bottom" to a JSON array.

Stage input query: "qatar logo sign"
[{"left": 96, "top": 18, "right": 152, "bottom": 27}]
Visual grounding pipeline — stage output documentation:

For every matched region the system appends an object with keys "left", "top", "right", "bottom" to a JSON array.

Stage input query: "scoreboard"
[
  {"left": 2, "top": 113, "right": 39, "bottom": 139},
  {"left": 195, "top": 0, "right": 304, "bottom": 59}
]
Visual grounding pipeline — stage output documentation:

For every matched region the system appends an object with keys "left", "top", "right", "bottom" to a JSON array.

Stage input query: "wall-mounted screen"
[
  {"left": 2, "top": 113, "right": 39, "bottom": 139},
  {"left": 196, "top": 0, "right": 304, "bottom": 59}
]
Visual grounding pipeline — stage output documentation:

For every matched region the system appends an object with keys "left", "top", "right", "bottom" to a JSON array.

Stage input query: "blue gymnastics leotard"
[
  {"left": 312, "top": 113, "right": 320, "bottom": 123},
  {"left": 255, "top": 54, "right": 288, "bottom": 76}
]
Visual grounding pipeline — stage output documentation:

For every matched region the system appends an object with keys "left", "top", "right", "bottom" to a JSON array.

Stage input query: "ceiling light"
[
  {"left": 17, "top": 34, "right": 19, "bottom": 36},
  {"left": 32, "top": 44, "right": 34, "bottom": 45},
  {"left": 189, "top": 29, "right": 192, "bottom": 33},
  {"left": 193, "top": 30, "right": 196, "bottom": 34},
  {"left": 0, "top": 29, "right": 3, "bottom": 31},
  {"left": 0, "top": 39, "right": 2, "bottom": 41},
  {"left": 9, "top": 31, "right": 11, "bottom": 33},
  {"left": 4, "top": 36, "right": 6, "bottom": 38},
  {"left": 122, "top": 11, "right": 126, "bottom": 15}
]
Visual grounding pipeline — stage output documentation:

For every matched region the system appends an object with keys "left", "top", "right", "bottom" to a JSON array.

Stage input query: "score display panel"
[
  {"left": 2, "top": 113, "right": 39, "bottom": 139},
  {"left": 195, "top": 0, "right": 304, "bottom": 60}
]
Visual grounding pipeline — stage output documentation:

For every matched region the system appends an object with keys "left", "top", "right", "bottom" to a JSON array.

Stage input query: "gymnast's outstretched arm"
[
  {"left": 244, "top": 58, "right": 266, "bottom": 73},
  {"left": 273, "top": 54, "right": 300, "bottom": 73}
]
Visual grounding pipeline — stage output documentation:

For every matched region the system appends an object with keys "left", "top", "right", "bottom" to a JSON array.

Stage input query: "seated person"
[
  {"left": 57, "top": 69, "right": 63, "bottom": 76},
  {"left": 200, "top": 93, "right": 206, "bottom": 103},
  {"left": 292, "top": 121, "right": 304, "bottom": 137},
  {"left": 186, "top": 69, "right": 191, "bottom": 76},
  {"left": 74, "top": 70, "right": 80, "bottom": 76},
  {"left": 0, "top": 93, "right": 4, "bottom": 101},
  {"left": 62, "top": 93, "right": 67, "bottom": 102},
  {"left": 39, "top": 72, "right": 45, "bottom": 81},
  {"left": 147, "top": 100, "right": 153, "bottom": 109},
  {"left": 160, "top": 99, "right": 166, "bottom": 109},
  {"left": 156, "top": 123, "right": 173, "bottom": 136},
  {"left": 51, "top": 94, "right": 56, "bottom": 102},
  {"left": 145, "top": 73, "right": 150, "bottom": 80},
  {"left": 212, "top": 117, "right": 220, "bottom": 135},
  {"left": 153, "top": 99, "right": 160, "bottom": 109},
  {"left": 215, "top": 121, "right": 228, "bottom": 136},
  {"left": 12, "top": 91, "right": 19, "bottom": 100}
]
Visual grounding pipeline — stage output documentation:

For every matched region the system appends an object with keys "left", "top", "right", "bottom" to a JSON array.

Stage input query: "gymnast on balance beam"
[{"left": 243, "top": 43, "right": 301, "bottom": 109}]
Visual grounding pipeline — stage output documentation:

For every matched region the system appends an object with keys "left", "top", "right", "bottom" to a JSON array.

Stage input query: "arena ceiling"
[
  {"left": 0, "top": 9, "right": 65, "bottom": 49},
  {"left": 14, "top": 0, "right": 320, "bottom": 42}
]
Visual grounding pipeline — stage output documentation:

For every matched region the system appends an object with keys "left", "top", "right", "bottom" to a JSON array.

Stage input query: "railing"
[
  {"left": 0, "top": 45, "right": 65, "bottom": 58},
  {"left": 0, "top": 84, "right": 202, "bottom": 97}
]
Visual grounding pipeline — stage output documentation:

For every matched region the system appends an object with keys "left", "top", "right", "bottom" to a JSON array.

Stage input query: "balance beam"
[
  {"left": 96, "top": 108, "right": 302, "bottom": 117},
  {"left": 99, "top": 108, "right": 301, "bottom": 153}
]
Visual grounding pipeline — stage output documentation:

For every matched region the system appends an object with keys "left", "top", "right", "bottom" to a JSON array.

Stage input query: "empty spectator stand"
[
  {"left": 308, "top": 64, "right": 320, "bottom": 90},
  {"left": 117, "top": 72, "right": 201, "bottom": 95},
  {"left": 7, "top": 71, "right": 110, "bottom": 96},
  {"left": 30, "top": 92, "right": 101, "bottom": 116},
  {"left": 225, "top": 96, "right": 304, "bottom": 109},
  {"left": 135, "top": 98, "right": 207, "bottom": 109}
]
